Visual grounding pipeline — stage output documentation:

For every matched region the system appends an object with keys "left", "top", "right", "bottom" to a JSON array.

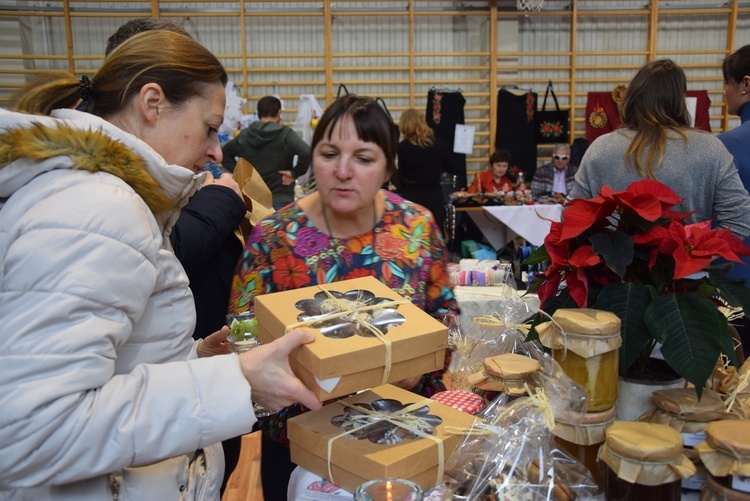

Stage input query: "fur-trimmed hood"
[{"left": 0, "top": 108, "right": 202, "bottom": 227}]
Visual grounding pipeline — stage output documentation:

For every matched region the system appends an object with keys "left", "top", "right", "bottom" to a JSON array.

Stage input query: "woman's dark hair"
[
  {"left": 722, "top": 45, "right": 750, "bottom": 84},
  {"left": 311, "top": 94, "right": 398, "bottom": 177},
  {"left": 619, "top": 59, "right": 690, "bottom": 179},
  {"left": 489, "top": 149, "right": 512, "bottom": 165},
  {"left": 13, "top": 30, "right": 227, "bottom": 117}
]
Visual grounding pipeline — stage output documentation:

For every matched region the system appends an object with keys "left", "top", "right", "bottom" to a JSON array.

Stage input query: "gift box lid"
[{"left": 255, "top": 276, "right": 448, "bottom": 378}]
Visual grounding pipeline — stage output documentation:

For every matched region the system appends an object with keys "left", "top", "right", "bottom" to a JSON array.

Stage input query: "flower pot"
[{"left": 616, "top": 374, "right": 684, "bottom": 421}]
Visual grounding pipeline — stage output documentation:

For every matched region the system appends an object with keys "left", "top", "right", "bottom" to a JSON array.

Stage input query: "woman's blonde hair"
[
  {"left": 13, "top": 30, "right": 227, "bottom": 117},
  {"left": 619, "top": 59, "right": 691, "bottom": 179},
  {"left": 399, "top": 108, "right": 434, "bottom": 148}
]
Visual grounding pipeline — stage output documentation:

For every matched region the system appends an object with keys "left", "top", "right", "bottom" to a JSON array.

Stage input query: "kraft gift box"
[
  {"left": 255, "top": 276, "right": 449, "bottom": 400},
  {"left": 288, "top": 384, "right": 476, "bottom": 493}
]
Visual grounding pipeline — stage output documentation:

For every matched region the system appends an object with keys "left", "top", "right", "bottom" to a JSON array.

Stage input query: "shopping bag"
[{"left": 534, "top": 81, "right": 570, "bottom": 144}]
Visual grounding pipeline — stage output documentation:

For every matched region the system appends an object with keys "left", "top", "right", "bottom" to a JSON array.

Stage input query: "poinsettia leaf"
[
  {"left": 589, "top": 231, "right": 634, "bottom": 280},
  {"left": 645, "top": 293, "right": 726, "bottom": 396},
  {"left": 592, "top": 282, "right": 652, "bottom": 376},
  {"left": 709, "top": 270, "right": 750, "bottom": 311},
  {"left": 523, "top": 245, "right": 550, "bottom": 266}
]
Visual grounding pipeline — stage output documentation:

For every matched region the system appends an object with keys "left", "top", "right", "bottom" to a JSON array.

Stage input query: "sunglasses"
[{"left": 552, "top": 154, "right": 570, "bottom": 160}]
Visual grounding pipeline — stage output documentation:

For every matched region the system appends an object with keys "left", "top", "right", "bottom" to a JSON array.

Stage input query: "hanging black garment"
[
  {"left": 426, "top": 89, "right": 467, "bottom": 190},
  {"left": 495, "top": 88, "right": 538, "bottom": 181}
]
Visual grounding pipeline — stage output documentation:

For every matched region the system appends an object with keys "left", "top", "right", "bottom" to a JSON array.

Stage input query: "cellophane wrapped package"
[
  {"left": 448, "top": 292, "right": 542, "bottom": 395},
  {"left": 443, "top": 356, "right": 600, "bottom": 500}
]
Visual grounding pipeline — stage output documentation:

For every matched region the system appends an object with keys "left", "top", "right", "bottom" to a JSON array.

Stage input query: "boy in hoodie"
[{"left": 222, "top": 95, "right": 312, "bottom": 209}]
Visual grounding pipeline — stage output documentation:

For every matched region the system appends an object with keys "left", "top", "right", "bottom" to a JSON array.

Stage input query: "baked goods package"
[
  {"left": 448, "top": 293, "right": 542, "bottom": 393},
  {"left": 443, "top": 354, "right": 600, "bottom": 500}
]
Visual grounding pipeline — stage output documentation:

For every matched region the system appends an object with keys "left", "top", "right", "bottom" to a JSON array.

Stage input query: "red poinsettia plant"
[{"left": 526, "top": 179, "right": 750, "bottom": 395}]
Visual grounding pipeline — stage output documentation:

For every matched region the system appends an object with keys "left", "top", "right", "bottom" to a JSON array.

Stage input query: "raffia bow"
[
  {"left": 326, "top": 399, "right": 445, "bottom": 487},
  {"left": 285, "top": 285, "right": 411, "bottom": 384}
]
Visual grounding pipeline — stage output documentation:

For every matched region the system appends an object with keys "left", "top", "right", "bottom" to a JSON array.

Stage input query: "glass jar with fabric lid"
[
  {"left": 600, "top": 421, "right": 696, "bottom": 501},
  {"left": 553, "top": 407, "right": 615, "bottom": 491},
  {"left": 640, "top": 387, "right": 736, "bottom": 490},
  {"left": 702, "top": 471, "right": 750, "bottom": 501},
  {"left": 467, "top": 352, "right": 541, "bottom": 399},
  {"left": 538, "top": 308, "right": 621, "bottom": 411},
  {"left": 694, "top": 420, "right": 750, "bottom": 495}
]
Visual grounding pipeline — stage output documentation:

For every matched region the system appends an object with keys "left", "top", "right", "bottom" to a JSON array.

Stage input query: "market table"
[{"left": 457, "top": 204, "right": 563, "bottom": 250}]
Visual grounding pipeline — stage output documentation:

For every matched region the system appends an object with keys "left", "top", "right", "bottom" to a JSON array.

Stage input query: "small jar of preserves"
[
  {"left": 641, "top": 387, "right": 734, "bottom": 490},
  {"left": 600, "top": 421, "right": 696, "bottom": 501},
  {"left": 702, "top": 473, "right": 750, "bottom": 501},
  {"left": 695, "top": 420, "right": 750, "bottom": 495},
  {"left": 553, "top": 407, "right": 615, "bottom": 490},
  {"left": 539, "top": 308, "right": 621, "bottom": 411},
  {"left": 467, "top": 352, "right": 541, "bottom": 398}
]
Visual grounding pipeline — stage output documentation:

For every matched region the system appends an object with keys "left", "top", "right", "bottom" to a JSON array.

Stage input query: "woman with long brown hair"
[
  {"left": 0, "top": 30, "right": 318, "bottom": 500},
  {"left": 570, "top": 59, "right": 750, "bottom": 239}
]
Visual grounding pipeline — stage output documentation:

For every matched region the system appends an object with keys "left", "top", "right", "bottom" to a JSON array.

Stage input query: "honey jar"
[
  {"left": 702, "top": 472, "right": 750, "bottom": 501},
  {"left": 695, "top": 420, "right": 750, "bottom": 495},
  {"left": 539, "top": 308, "right": 621, "bottom": 411},
  {"left": 600, "top": 421, "right": 696, "bottom": 501},
  {"left": 553, "top": 407, "right": 615, "bottom": 490},
  {"left": 640, "top": 387, "right": 734, "bottom": 491}
]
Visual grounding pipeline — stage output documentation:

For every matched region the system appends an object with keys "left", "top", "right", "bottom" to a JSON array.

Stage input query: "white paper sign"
[
  {"left": 685, "top": 96, "right": 697, "bottom": 128},
  {"left": 453, "top": 124, "right": 475, "bottom": 155}
]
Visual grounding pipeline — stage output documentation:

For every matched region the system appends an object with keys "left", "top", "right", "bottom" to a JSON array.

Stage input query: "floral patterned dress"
[{"left": 229, "top": 190, "right": 455, "bottom": 445}]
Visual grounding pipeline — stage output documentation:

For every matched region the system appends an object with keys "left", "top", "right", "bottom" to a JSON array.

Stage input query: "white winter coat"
[{"left": 0, "top": 109, "right": 256, "bottom": 500}]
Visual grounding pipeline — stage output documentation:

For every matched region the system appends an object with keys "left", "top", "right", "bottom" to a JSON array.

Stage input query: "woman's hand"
[
  {"left": 238, "top": 328, "right": 321, "bottom": 412},
  {"left": 197, "top": 326, "right": 233, "bottom": 357}
]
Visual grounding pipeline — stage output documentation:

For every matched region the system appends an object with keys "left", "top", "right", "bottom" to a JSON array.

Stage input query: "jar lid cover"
[
  {"left": 705, "top": 420, "right": 750, "bottom": 457},
  {"left": 600, "top": 422, "right": 696, "bottom": 485},
  {"left": 552, "top": 308, "right": 621, "bottom": 336},
  {"left": 652, "top": 388, "right": 730, "bottom": 422},
  {"left": 482, "top": 353, "right": 540, "bottom": 380}
]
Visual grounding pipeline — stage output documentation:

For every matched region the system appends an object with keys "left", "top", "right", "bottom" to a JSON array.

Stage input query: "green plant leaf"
[
  {"left": 592, "top": 282, "right": 652, "bottom": 377},
  {"left": 645, "top": 293, "right": 727, "bottom": 397},
  {"left": 709, "top": 270, "right": 750, "bottom": 311},
  {"left": 589, "top": 230, "right": 635, "bottom": 280},
  {"left": 523, "top": 245, "right": 550, "bottom": 266},
  {"left": 543, "top": 289, "right": 578, "bottom": 316}
]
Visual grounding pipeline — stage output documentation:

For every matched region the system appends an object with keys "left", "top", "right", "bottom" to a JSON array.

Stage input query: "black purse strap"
[
  {"left": 375, "top": 97, "right": 394, "bottom": 120},
  {"left": 541, "top": 80, "right": 561, "bottom": 112},
  {"left": 336, "top": 83, "right": 350, "bottom": 99}
]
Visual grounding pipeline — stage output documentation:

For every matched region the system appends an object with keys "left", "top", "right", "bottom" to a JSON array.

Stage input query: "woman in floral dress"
[{"left": 229, "top": 94, "right": 455, "bottom": 500}]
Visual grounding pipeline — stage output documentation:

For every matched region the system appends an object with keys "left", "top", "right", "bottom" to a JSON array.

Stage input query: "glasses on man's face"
[{"left": 553, "top": 154, "right": 569, "bottom": 160}]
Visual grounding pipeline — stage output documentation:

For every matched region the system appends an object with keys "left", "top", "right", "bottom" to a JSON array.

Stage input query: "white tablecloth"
[{"left": 464, "top": 204, "right": 563, "bottom": 250}]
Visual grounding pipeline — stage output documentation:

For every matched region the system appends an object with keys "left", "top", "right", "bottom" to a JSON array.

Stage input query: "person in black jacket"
[
  {"left": 397, "top": 108, "right": 458, "bottom": 229},
  {"left": 106, "top": 18, "right": 248, "bottom": 493}
]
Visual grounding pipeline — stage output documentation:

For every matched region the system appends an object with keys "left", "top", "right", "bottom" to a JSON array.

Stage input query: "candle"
[{"left": 353, "top": 478, "right": 423, "bottom": 501}]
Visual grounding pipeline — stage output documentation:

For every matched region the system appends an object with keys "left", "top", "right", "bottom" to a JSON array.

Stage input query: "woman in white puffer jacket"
[{"left": 0, "top": 30, "right": 320, "bottom": 501}]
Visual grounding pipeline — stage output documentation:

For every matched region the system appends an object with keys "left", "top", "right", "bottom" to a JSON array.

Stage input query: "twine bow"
[
  {"left": 725, "top": 370, "right": 750, "bottom": 413},
  {"left": 326, "top": 399, "right": 445, "bottom": 487},
  {"left": 285, "top": 285, "right": 410, "bottom": 384},
  {"left": 526, "top": 385, "right": 556, "bottom": 431}
]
